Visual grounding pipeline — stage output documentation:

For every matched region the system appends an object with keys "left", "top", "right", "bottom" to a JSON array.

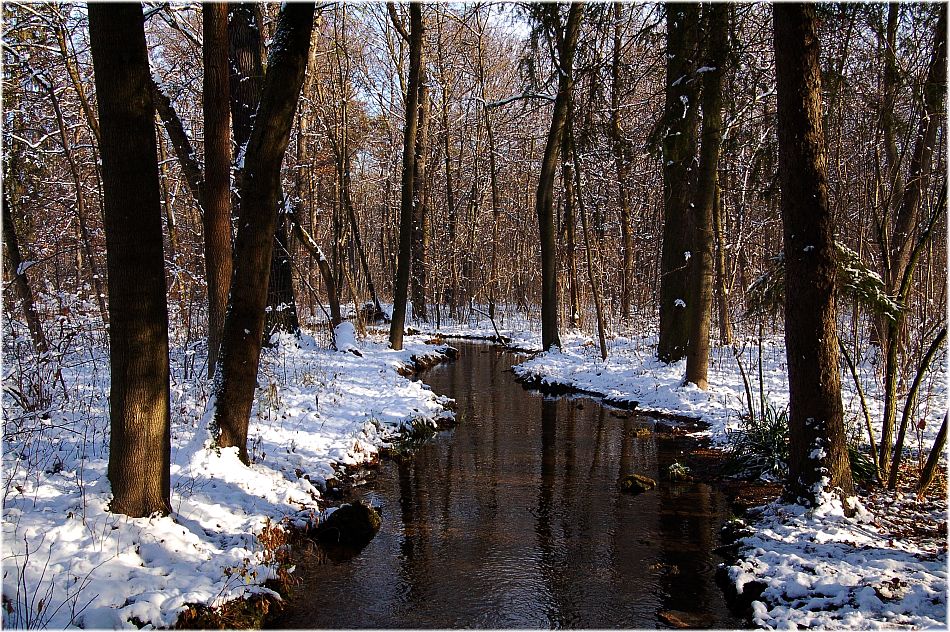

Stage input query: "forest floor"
[{"left": 2, "top": 311, "right": 946, "bottom": 629}]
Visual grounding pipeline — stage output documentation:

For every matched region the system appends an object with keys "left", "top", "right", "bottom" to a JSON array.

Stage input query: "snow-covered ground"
[
  {"left": 729, "top": 491, "right": 947, "bottom": 629},
  {"left": 425, "top": 316, "right": 948, "bottom": 630},
  {"left": 3, "top": 303, "right": 945, "bottom": 630},
  {"left": 2, "top": 324, "right": 453, "bottom": 629}
]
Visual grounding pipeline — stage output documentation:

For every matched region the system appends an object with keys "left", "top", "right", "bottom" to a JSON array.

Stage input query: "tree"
[
  {"left": 611, "top": 2, "right": 634, "bottom": 326},
  {"left": 3, "top": 136, "right": 49, "bottom": 357},
  {"left": 877, "top": 4, "right": 946, "bottom": 479},
  {"left": 532, "top": 1, "right": 585, "bottom": 351},
  {"left": 657, "top": 2, "right": 700, "bottom": 363},
  {"left": 202, "top": 2, "right": 233, "bottom": 377},
  {"left": 773, "top": 3, "right": 853, "bottom": 505},
  {"left": 685, "top": 3, "right": 728, "bottom": 389},
  {"left": 228, "top": 3, "right": 300, "bottom": 340},
  {"left": 389, "top": 2, "right": 424, "bottom": 351},
  {"left": 212, "top": 2, "right": 315, "bottom": 463},
  {"left": 88, "top": 3, "right": 172, "bottom": 517}
]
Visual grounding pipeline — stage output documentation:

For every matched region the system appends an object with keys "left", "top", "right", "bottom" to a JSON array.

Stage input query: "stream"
[{"left": 270, "top": 342, "right": 745, "bottom": 628}]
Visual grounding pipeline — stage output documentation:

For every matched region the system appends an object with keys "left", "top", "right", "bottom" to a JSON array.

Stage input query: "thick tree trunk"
[
  {"left": 773, "top": 3, "right": 854, "bottom": 504},
  {"left": 213, "top": 3, "right": 315, "bottom": 463},
  {"left": 202, "top": 2, "right": 234, "bottom": 376},
  {"left": 535, "top": 3, "right": 584, "bottom": 351},
  {"left": 89, "top": 3, "right": 172, "bottom": 517},
  {"left": 658, "top": 2, "right": 700, "bottom": 364},
  {"left": 686, "top": 3, "right": 727, "bottom": 390},
  {"left": 389, "top": 3, "right": 423, "bottom": 350}
]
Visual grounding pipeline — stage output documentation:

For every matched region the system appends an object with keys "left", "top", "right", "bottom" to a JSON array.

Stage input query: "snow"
[
  {"left": 727, "top": 492, "right": 947, "bottom": 629},
  {"left": 2, "top": 326, "right": 453, "bottom": 629}
]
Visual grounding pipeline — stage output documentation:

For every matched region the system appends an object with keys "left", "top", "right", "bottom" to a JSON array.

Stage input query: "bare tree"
[
  {"left": 532, "top": 2, "right": 585, "bottom": 351},
  {"left": 389, "top": 2, "right": 424, "bottom": 350},
  {"left": 212, "top": 2, "right": 315, "bottom": 463},
  {"left": 658, "top": 2, "right": 700, "bottom": 364},
  {"left": 686, "top": 3, "right": 728, "bottom": 389},
  {"left": 202, "top": 2, "right": 233, "bottom": 376}
]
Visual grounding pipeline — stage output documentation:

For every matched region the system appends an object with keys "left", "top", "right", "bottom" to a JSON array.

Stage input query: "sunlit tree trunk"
[
  {"left": 229, "top": 3, "right": 299, "bottom": 339},
  {"left": 202, "top": 2, "right": 233, "bottom": 376},
  {"left": 390, "top": 3, "right": 423, "bottom": 350},
  {"left": 686, "top": 3, "right": 727, "bottom": 389},
  {"left": 89, "top": 2, "right": 171, "bottom": 517},
  {"left": 213, "top": 3, "right": 315, "bottom": 463},
  {"left": 773, "top": 2, "right": 854, "bottom": 505}
]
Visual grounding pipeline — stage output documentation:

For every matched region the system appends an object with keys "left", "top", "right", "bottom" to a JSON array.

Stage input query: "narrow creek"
[{"left": 270, "top": 343, "right": 745, "bottom": 628}]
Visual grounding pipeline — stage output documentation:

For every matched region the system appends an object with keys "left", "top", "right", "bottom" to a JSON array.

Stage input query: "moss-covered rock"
[
  {"left": 619, "top": 473, "right": 657, "bottom": 493},
  {"left": 316, "top": 501, "right": 382, "bottom": 547}
]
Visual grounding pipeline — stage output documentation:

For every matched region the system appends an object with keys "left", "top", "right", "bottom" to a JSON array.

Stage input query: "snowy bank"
[
  {"left": 2, "top": 329, "right": 454, "bottom": 629},
  {"left": 727, "top": 492, "right": 947, "bottom": 629}
]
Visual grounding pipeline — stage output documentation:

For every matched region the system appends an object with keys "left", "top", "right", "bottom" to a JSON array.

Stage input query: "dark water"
[{"left": 271, "top": 343, "right": 744, "bottom": 629}]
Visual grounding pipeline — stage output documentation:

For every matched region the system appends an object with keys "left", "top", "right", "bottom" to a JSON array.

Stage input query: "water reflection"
[{"left": 270, "top": 344, "right": 744, "bottom": 629}]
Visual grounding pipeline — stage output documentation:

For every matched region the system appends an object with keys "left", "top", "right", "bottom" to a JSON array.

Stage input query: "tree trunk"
[
  {"left": 3, "top": 173, "right": 49, "bottom": 356},
  {"left": 410, "top": 79, "right": 431, "bottom": 323},
  {"left": 202, "top": 2, "right": 234, "bottom": 376},
  {"left": 713, "top": 185, "right": 733, "bottom": 344},
  {"left": 569, "top": 118, "right": 607, "bottom": 360},
  {"left": 686, "top": 3, "right": 727, "bottom": 390},
  {"left": 287, "top": 204, "right": 342, "bottom": 327},
  {"left": 917, "top": 412, "right": 947, "bottom": 499},
  {"left": 228, "top": 3, "right": 300, "bottom": 339},
  {"left": 89, "top": 3, "right": 171, "bottom": 517},
  {"left": 658, "top": 2, "right": 700, "bottom": 364},
  {"left": 212, "top": 2, "right": 315, "bottom": 463},
  {"left": 535, "top": 3, "right": 585, "bottom": 352},
  {"left": 878, "top": 5, "right": 946, "bottom": 474},
  {"left": 773, "top": 3, "right": 854, "bottom": 505},
  {"left": 561, "top": 127, "right": 582, "bottom": 329},
  {"left": 389, "top": 3, "right": 424, "bottom": 350},
  {"left": 611, "top": 2, "right": 634, "bottom": 326},
  {"left": 888, "top": 326, "right": 947, "bottom": 488}
]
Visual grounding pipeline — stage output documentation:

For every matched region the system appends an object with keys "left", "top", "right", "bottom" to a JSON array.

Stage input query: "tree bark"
[
  {"left": 228, "top": 3, "right": 300, "bottom": 339},
  {"left": 202, "top": 2, "right": 234, "bottom": 377},
  {"left": 89, "top": 3, "right": 172, "bottom": 517},
  {"left": 686, "top": 3, "right": 727, "bottom": 390},
  {"left": 410, "top": 78, "right": 431, "bottom": 323},
  {"left": 612, "top": 2, "right": 634, "bottom": 326},
  {"left": 3, "top": 172, "right": 49, "bottom": 356},
  {"left": 213, "top": 2, "right": 315, "bottom": 463},
  {"left": 535, "top": 2, "right": 585, "bottom": 351},
  {"left": 389, "top": 3, "right": 424, "bottom": 350},
  {"left": 773, "top": 2, "right": 854, "bottom": 504},
  {"left": 658, "top": 2, "right": 700, "bottom": 364},
  {"left": 712, "top": 185, "right": 733, "bottom": 344}
]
